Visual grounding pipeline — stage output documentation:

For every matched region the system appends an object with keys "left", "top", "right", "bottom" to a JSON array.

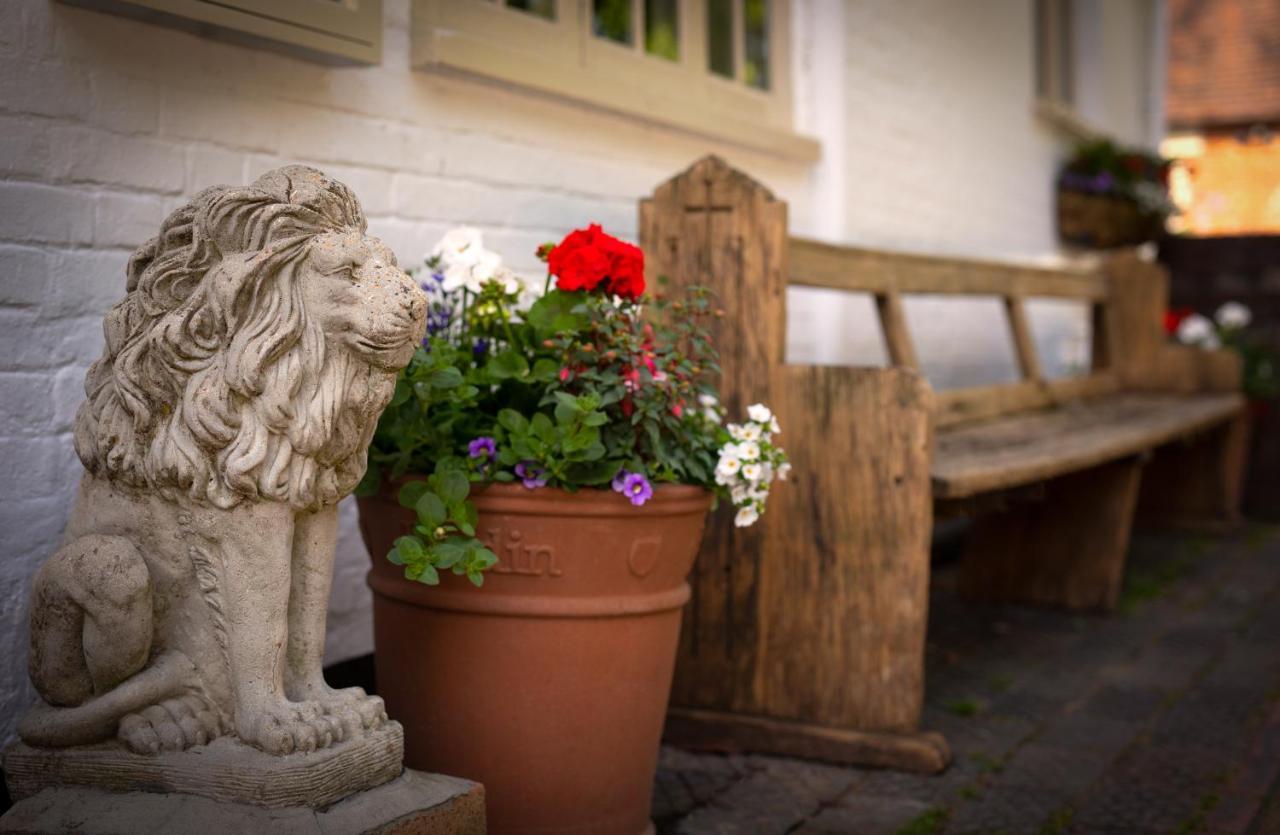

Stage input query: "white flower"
[
  {"left": 738, "top": 423, "right": 762, "bottom": 442},
  {"left": 1215, "top": 301, "right": 1251, "bottom": 330},
  {"left": 776, "top": 461, "right": 791, "bottom": 481},
  {"left": 741, "top": 462, "right": 763, "bottom": 482},
  {"left": 730, "top": 484, "right": 749, "bottom": 503},
  {"left": 430, "top": 227, "right": 485, "bottom": 266},
  {"left": 698, "top": 393, "right": 718, "bottom": 408},
  {"left": 734, "top": 506, "right": 759, "bottom": 527},
  {"left": 737, "top": 441, "right": 761, "bottom": 461},
  {"left": 1176, "top": 313, "right": 1216, "bottom": 348},
  {"left": 727, "top": 423, "right": 747, "bottom": 442},
  {"left": 747, "top": 403, "right": 772, "bottom": 423},
  {"left": 769, "top": 417, "right": 781, "bottom": 434},
  {"left": 716, "top": 454, "right": 742, "bottom": 480}
]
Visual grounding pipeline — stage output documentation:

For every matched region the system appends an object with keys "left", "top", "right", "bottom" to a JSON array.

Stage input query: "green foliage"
[
  {"left": 361, "top": 267, "right": 736, "bottom": 585},
  {"left": 894, "top": 808, "right": 948, "bottom": 835},
  {"left": 388, "top": 467, "right": 498, "bottom": 587},
  {"left": 945, "top": 699, "right": 981, "bottom": 718}
]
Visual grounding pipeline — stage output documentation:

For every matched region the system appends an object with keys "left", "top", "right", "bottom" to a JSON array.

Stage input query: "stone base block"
[
  {"left": 0, "top": 769, "right": 485, "bottom": 835},
  {"left": 3, "top": 722, "right": 404, "bottom": 809}
]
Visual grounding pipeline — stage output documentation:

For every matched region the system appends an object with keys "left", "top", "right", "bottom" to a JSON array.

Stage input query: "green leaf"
[
  {"left": 417, "top": 563, "right": 440, "bottom": 585},
  {"left": 414, "top": 491, "right": 447, "bottom": 530},
  {"left": 394, "top": 535, "right": 425, "bottom": 562},
  {"left": 427, "top": 366, "right": 464, "bottom": 389},
  {"left": 532, "top": 358, "right": 560, "bottom": 381},
  {"left": 467, "top": 568, "right": 485, "bottom": 588},
  {"left": 437, "top": 468, "right": 470, "bottom": 505},
  {"left": 531, "top": 413, "right": 555, "bottom": 443},
  {"left": 389, "top": 380, "right": 411, "bottom": 407},
  {"left": 498, "top": 409, "right": 529, "bottom": 434},
  {"left": 488, "top": 349, "right": 530, "bottom": 380},
  {"left": 397, "top": 481, "right": 430, "bottom": 509},
  {"left": 431, "top": 539, "right": 469, "bottom": 569},
  {"left": 564, "top": 459, "right": 620, "bottom": 485},
  {"left": 386, "top": 546, "right": 406, "bottom": 566}
]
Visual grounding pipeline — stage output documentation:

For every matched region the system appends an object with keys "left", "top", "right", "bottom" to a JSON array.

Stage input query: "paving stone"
[
  {"left": 1035, "top": 714, "right": 1139, "bottom": 755},
  {"left": 1148, "top": 685, "right": 1265, "bottom": 755},
  {"left": 795, "top": 795, "right": 933, "bottom": 835},
  {"left": 944, "top": 784, "right": 1072, "bottom": 835},
  {"left": 1070, "top": 744, "right": 1236, "bottom": 834},
  {"left": 992, "top": 743, "right": 1112, "bottom": 798},
  {"left": 1080, "top": 683, "right": 1172, "bottom": 724}
]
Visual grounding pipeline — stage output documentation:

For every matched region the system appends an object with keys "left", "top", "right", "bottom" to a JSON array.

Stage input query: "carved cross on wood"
[{"left": 685, "top": 177, "right": 733, "bottom": 272}]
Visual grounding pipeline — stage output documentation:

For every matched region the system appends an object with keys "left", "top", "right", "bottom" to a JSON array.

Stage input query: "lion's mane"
[{"left": 75, "top": 166, "right": 393, "bottom": 510}]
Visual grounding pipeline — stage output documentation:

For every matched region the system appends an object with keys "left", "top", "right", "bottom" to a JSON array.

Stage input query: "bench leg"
[
  {"left": 1136, "top": 413, "right": 1250, "bottom": 531},
  {"left": 959, "top": 458, "right": 1143, "bottom": 611}
]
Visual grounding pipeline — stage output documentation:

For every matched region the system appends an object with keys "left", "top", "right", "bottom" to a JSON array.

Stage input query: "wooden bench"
[{"left": 639, "top": 156, "right": 1249, "bottom": 773}]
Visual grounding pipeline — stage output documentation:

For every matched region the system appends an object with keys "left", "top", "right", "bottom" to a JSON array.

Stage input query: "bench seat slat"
[{"left": 932, "top": 392, "right": 1245, "bottom": 499}]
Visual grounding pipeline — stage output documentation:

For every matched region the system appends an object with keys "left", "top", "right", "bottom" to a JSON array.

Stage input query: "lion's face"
[{"left": 302, "top": 230, "right": 426, "bottom": 372}]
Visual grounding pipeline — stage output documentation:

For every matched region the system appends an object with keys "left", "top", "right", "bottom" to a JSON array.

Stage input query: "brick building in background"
[{"left": 1164, "top": 0, "right": 1280, "bottom": 234}]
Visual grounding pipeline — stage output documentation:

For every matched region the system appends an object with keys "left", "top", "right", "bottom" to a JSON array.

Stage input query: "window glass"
[
  {"left": 507, "top": 0, "right": 555, "bottom": 21},
  {"left": 707, "top": 0, "right": 734, "bottom": 78},
  {"left": 593, "top": 0, "right": 633, "bottom": 45},
  {"left": 743, "top": 0, "right": 769, "bottom": 90},
  {"left": 644, "top": 0, "right": 679, "bottom": 60}
]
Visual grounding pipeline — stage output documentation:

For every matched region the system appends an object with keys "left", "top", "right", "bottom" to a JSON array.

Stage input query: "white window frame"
[
  {"left": 66, "top": 0, "right": 382, "bottom": 64},
  {"left": 1033, "top": 0, "right": 1096, "bottom": 139},
  {"left": 411, "top": 0, "right": 819, "bottom": 161}
]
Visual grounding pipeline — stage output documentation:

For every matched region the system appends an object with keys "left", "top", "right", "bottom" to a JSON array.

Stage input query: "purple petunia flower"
[
  {"left": 468, "top": 436, "right": 497, "bottom": 461},
  {"left": 611, "top": 469, "right": 630, "bottom": 493},
  {"left": 514, "top": 461, "right": 548, "bottom": 489},
  {"left": 620, "top": 472, "right": 653, "bottom": 507},
  {"left": 473, "top": 338, "right": 489, "bottom": 360}
]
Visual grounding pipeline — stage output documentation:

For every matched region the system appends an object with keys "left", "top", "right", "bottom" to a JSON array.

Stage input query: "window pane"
[
  {"left": 644, "top": 0, "right": 679, "bottom": 60},
  {"left": 743, "top": 0, "right": 769, "bottom": 90},
  {"left": 506, "top": 0, "right": 555, "bottom": 20},
  {"left": 593, "top": 0, "right": 633, "bottom": 45},
  {"left": 707, "top": 0, "right": 733, "bottom": 78}
]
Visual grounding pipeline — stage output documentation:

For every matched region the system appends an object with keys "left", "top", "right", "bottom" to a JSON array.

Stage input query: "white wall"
[{"left": 0, "top": 0, "right": 1160, "bottom": 747}]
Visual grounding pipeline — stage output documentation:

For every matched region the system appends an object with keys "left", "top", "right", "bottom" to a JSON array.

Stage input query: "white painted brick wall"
[{"left": 0, "top": 0, "right": 1159, "bottom": 746}]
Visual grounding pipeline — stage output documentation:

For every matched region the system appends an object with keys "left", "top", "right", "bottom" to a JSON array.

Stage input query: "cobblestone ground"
[{"left": 653, "top": 527, "right": 1280, "bottom": 835}]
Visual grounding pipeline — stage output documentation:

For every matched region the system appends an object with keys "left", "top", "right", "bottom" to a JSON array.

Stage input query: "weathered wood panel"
[
  {"left": 789, "top": 237, "right": 1109, "bottom": 300},
  {"left": 959, "top": 458, "right": 1144, "bottom": 610},
  {"left": 933, "top": 392, "right": 1245, "bottom": 499},
  {"left": 641, "top": 157, "right": 943, "bottom": 770}
]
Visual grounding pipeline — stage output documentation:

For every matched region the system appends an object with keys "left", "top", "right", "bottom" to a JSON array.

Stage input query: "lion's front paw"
[
  {"left": 118, "top": 695, "right": 224, "bottom": 755},
  {"left": 286, "top": 680, "right": 388, "bottom": 738},
  {"left": 237, "top": 699, "right": 345, "bottom": 755}
]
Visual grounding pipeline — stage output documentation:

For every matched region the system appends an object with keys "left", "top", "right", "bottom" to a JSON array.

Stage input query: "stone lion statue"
[{"left": 19, "top": 166, "right": 426, "bottom": 757}]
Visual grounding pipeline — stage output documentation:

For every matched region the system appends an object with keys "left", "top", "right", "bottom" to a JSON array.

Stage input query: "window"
[
  {"left": 412, "top": 0, "right": 818, "bottom": 160},
  {"left": 76, "top": 0, "right": 382, "bottom": 64},
  {"left": 1034, "top": 0, "right": 1074, "bottom": 110}
]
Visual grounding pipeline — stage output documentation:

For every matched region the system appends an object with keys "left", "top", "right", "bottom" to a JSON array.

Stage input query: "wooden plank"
[
  {"left": 641, "top": 155, "right": 787, "bottom": 721},
  {"left": 665, "top": 707, "right": 950, "bottom": 774},
  {"left": 933, "top": 372, "right": 1120, "bottom": 429},
  {"left": 1136, "top": 410, "right": 1250, "bottom": 529},
  {"left": 876, "top": 292, "right": 918, "bottom": 369},
  {"left": 959, "top": 457, "right": 1143, "bottom": 611},
  {"left": 932, "top": 391, "right": 1246, "bottom": 499},
  {"left": 789, "top": 237, "right": 1109, "bottom": 300},
  {"left": 1005, "top": 296, "right": 1042, "bottom": 381}
]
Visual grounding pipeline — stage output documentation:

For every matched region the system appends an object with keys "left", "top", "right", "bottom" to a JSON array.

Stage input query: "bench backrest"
[{"left": 641, "top": 156, "right": 1237, "bottom": 429}]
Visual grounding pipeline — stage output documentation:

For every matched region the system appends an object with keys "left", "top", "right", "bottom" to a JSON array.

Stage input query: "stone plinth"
[
  {"left": 0, "top": 770, "right": 484, "bottom": 835},
  {"left": 4, "top": 723, "right": 404, "bottom": 809}
]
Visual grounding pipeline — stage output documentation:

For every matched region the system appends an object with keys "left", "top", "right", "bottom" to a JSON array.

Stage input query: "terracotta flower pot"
[{"left": 357, "top": 481, "right": 712, "bottom": 835}]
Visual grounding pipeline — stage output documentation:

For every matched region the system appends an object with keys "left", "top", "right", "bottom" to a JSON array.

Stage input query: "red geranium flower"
[
  {"left": 1164, "top": 306, "right": 1194, "bottom": 336},
  {"left": 546, "top": 223, "right": 646, "bottom": 300}
]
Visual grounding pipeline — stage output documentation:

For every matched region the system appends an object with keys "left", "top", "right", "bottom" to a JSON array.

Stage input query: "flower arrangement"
[
  {"left": 1166, "top": 301, "right": 1278, "bottom": 401},
  {"left": 1057, "top": 139, "right": 1174, "bottom": 248},
  {"left": 360, "top": 225, "right": 788, "bottom": 586}
]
